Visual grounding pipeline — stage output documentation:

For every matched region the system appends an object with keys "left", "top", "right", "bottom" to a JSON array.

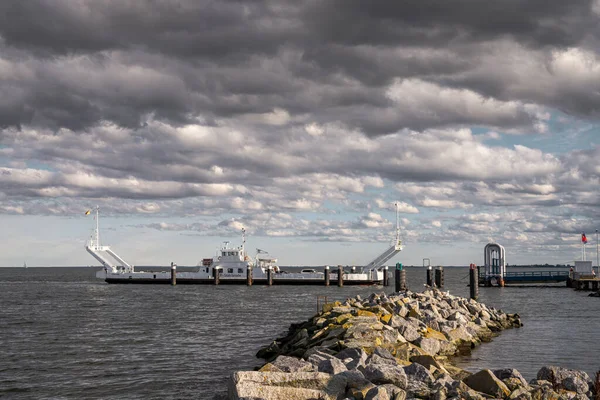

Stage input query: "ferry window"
[
  {"left": 228, "top": 268, "right": 233, "bottom": 273},
  {"left": 153, "top": 274, "right": 156, "bottom": 279},
  {"left": 238, "top": 268, "right": 243, "bottom": 273},
  {"left": 206, "top": 268, "right": 209, "bottom": 273}
]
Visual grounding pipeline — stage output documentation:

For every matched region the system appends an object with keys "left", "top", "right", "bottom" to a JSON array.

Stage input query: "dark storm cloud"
[
  {"left": 4, "top": 1, "right": 593, "bottom": 60},
  {"left": 1, "top": 0, "right": 599, "bottom": 133},
  {"left": 302, "top": 0, "right": 596, "bottom": 48},
  {"left": 0, "top": 1, "right": 294, "bottom": 58}
]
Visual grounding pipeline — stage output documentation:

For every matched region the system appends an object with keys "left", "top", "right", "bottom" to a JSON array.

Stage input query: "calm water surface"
[{"left": 1, "top": 267, "right": 599, "bottom": 399}]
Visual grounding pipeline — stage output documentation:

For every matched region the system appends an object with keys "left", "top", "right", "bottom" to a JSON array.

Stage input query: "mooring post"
[
  {"left": 214, "top": 267, "right": 220, "bottom": 285},
  {"left": 324, "top": 265, "right": 330, "bottom": 286},
  {"left": 267, "top": 267, "right": 273, "bottom": 286},
  {"left": 426, "top": 266, "right": 433, "bottom": 287},
  {"left": 337, "top": 265, "right": 343, "bottom": 287},
  {"left": 246, "top": 265, "right": 252, "bottom": 286},
  {"left": 435, "top": 266, "right": 444, "bottom": 288},
  {"left": 383, "top": 266, "right": 389, "bottom": 286},
  {"left": 171, "top": 262, "right": 177, "bottom": 286},
  {"left": 469, "top": 263, "right": 478, "bottom": 300},
  {"left": 395, "top": 262, "right": 406, "bottom": 292}
]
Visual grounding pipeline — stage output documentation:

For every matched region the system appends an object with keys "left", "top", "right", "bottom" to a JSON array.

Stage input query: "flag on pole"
[
  {"left": 582, "top": 233, "right": 588, "bottom": 243},
  {"left": 85, "top": 210, "right": 91, "bottom": 215}
]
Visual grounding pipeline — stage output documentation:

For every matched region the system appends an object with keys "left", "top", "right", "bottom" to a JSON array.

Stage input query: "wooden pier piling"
[
  {"left": 383, "top": 266, "right": 389, "bottom": 286},
  {"left": 324, "top": 265, "right": 330, "bottom": 286},
  {"left": 395, "top": 263, "right": 406, "bottom": 292},
  {"left": 171, "top": 262, "right": 176, "bottom": 286},
  {"left": 435, "top": 266, "right": 444, "bottom": 288},
  {"left": 267, "top": 267, "right": 273, "bottom": 286},
  {"left": 426, "top": 266, "right": 433, "bottom": 287},
  {"left": 337, "top": 265, "right": 343, "bottom": 287},
  {"left": 214, "top": 267, "right": 220, "bottom": 285},
  {"left": 469, "top": 263, "right": 478, "bottom": 300},
  {"left": 246, "top": 265, "right": 252, "bottom": 286}
]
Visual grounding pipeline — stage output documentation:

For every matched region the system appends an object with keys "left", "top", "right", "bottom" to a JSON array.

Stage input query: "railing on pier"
[{"left": 479, "top": 270, "right": 570, "bottom": 284}]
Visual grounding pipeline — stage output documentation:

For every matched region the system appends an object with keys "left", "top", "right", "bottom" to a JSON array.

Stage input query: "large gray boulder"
[
  {"left": 562, "top": 375, "right": 589, "bottom": 394},
  {"left": 366, "top": 353, "right": 397, "bottom": 366},
  {"left": 463, "top": 369, "right": 511, "bottom": 398},
  {"left": 537, "top": 366, "right": 591, "bottom": 386},
  {"left": 493, "top": 368, "right": 529, "bottom": 390},
  {"left": 410, "top": 354, "right": 446, "bottom": 373},
  {"left": 394, "top": 322, "right": 421, "bottom": 342},
  {"left": 335, "top": 347, "right": 368, "bottom": 370},
  {"left": 372, "top": 346, "right": 396, "bottom": 360},
  {"left": 404, "top": 378, "right": 432, "bottom": 399},
  {"left": 379, "top": 383, "right": 407, "bottom": 400},
  {"left": 413, "top": 336, "right": 441, "bottom": 355},
  {"left": 336, "top": 369, "right": 372, "bottom": 389},
  {"left": 305, "top": 347, "right": 336, "bottom": 368},
  {"left": 318, "top": 357, "right": 348, "bottom": 375},
  {"left": 364, "top": 385, "right": 389, "bottom": 400},
  {"left": 363, "top": 364, "right": 408, "bottom": 389},
  {"left": 508, "top": 386, "right": 531, "bottom": 399},
  {"left": 272, "top": 355, "right": 315, "bottom": 372},
  {"left": 404, "top": 362, "right": 434, "bottom": 385},
  {"left": 228, "top": 371, "right": 346, "bottom": 400}
]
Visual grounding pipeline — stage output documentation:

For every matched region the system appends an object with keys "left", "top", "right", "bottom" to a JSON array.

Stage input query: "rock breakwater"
[{"left": 228, "top": 289, "right": 597, "bottom": 399}]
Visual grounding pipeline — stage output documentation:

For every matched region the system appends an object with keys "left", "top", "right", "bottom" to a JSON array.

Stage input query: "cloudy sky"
[{"left": 2, "top": 0, "right": 600, "bottom": 268}]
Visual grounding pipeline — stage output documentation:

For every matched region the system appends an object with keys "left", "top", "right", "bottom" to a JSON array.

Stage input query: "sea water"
[{"left": 0, "top": 267, "right": 598, "bottom": 399}]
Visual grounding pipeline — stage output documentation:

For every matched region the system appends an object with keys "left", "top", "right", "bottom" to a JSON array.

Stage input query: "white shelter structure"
[
  {"left": 573, "top": 260, "right": 593, "bottom": 280},
  {"left": 484, "top": 243, "right": 506, "bottom": 286}
]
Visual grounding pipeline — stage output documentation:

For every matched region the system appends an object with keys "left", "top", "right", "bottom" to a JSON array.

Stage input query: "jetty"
[{"left": 228, "top": 289, "right": 597, "bottom": 399}]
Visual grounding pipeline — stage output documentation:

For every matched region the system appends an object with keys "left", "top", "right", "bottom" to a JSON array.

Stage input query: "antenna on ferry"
[
  {"left": 241, "top": 228, "right": 246, "bottom": 255},
  {"left": 94, "top": 205, "right": 100, "bottom": 249},
  {"left": 395, "top": 201, "right": 400, "bottom": 244}
]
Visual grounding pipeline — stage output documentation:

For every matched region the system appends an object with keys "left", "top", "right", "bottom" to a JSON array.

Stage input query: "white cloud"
[
  {"left": 386, "top": 79, "right": 545, "bottom": 132},
  {"left": 305, "top": 123, "right": 324, "bottom": 136},
  {"left": 244, "top": 108, "right": 291, "bottom": 126}
]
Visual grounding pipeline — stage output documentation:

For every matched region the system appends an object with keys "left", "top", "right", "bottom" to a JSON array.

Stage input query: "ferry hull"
[{"left": 104, "top": 277, "right": 383, "bottom": 285}]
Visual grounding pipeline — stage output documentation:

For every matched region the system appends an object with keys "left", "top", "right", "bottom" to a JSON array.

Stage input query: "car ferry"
[{"left": 87, "top": 206, "right": 403, "bottom": 285}]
